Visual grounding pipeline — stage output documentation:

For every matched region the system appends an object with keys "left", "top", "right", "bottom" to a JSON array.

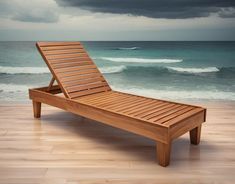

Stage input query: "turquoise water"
[{"left": 0, "top": 41, "right": 235, "bottom": 101}]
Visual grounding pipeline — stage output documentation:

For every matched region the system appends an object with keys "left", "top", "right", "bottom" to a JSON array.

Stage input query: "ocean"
[{"left": 0, "top": 41, "right": 235, "bottom": 102}]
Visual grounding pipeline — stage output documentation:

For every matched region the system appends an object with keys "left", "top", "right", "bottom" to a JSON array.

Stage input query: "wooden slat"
[
  {"left": 69, "top": 86, "right": 111, "bottom": 98},
  {"left": 91, "top": 94, "right": 132, "bottom": 107},
  {"left": 77, "top": 92, "right": 115, "bottom": 104},
  {"left": 63, "top": 77, "right": 105, "bottom": 88},
  {"left": 49, "top": 57, "right": 92, "bottom": 64},
  {"left": 154, "top": 107, "right": 195, "bottom": 124},
  {"left": 60, "top": 73, "right": 104, "bottom": 86},
  {"left": 67, "top": 82, "right": 108, "bottom": 93},
  {"left": 80, "top": 95, "right": 115, "bottom": 105},
  {"left": 43, "top": 49, "right": 85, "bottom": 55},
  {"left": 82, "top": 92, "right": 123, "bottom": 104},
  {"left": 130, "top": 101, "right": 166, "bottom": 116},
  {"left": 107, "top": 97, "right": 145, "bottom": 110},
  {"left": 38, "top": 42, "right": 81, "bottom": 46},
  {"left": 121, "top": 100, "right": 158, "bottom": 114},
  {"left": 128, "top": 101, "right": 164, "bottom": 115},
  {"left": 148, "top": 106, "right": 190, "bottom": 122},
  {"left": 95, "top": 93, "right": 135, "bottom": 106},
  {"left": 141, "top": 104, "right": 178, "bottom": 119},
  {"left": 46, "top": 53, "right": 89, "bottom": 60},
  {"left": 52, "top": 61, "right": 93, "bottom": 69},
  {"left": 76, "top": 91, "right": 113, "bottom": 101},
  {"left": 101, "top": 95, "right": 141, "bottom": 109},
  {"left": 164, "top": 108, "right": 204, "bottom": 126},
  {"left": 40, "top": 45, "right": 84, "bottom": 51},
  {"left": 55, "top": 65, "right": 96, "bottom": 73},
  {"left": 136, "top": 102, "right": 173, "bottom": 118},
  {"left": 144, "top": 104, "right": 182, "bottom": 120},
  {"left": 58, "top": 69, "right": 99, "bottom": 78},
  {"left": 114, "top": 98, "right": 152, "bottom": 112}
]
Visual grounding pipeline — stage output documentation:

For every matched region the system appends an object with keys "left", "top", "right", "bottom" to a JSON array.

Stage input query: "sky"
[{"left": 0, "top": 0, "right": 235, "bottom": 41}]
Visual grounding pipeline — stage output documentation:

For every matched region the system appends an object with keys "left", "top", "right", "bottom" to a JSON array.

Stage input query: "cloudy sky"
[{"left": 0, "top": 0, "right": 235, "bottom": 41}]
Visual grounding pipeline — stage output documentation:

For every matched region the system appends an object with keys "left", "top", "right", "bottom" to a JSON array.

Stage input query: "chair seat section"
[{"left": 76, "top": 91, "right": 204, "bottom": 127}]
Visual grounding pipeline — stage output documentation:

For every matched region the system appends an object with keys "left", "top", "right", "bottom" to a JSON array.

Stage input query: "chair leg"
[
  {"left": 157, "top": 141, "right": 171, "bottom": 167},
  {"left": 190, "top": 125, "right": 201, "bottom": 145},
  {"left": 33, "top": 101, "right": 41, "bottom": 118}
]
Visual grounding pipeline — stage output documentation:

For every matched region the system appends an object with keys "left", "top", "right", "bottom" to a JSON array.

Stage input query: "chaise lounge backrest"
[{"left": 36, "top": 42, "right": 111, "bottom": 99}]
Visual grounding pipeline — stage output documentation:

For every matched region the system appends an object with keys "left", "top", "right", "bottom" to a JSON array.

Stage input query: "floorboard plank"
[{"left": 0, "top": 102, "right": 234, "bottom": 183}]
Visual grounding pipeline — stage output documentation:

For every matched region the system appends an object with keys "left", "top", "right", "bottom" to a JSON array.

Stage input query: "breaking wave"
[
  {"left": 0, "top": 66, "right": 49, "bottom": 74},
  {"left": 100, "top": 57, "right": 183, "bottom": 63},
  {"left": 99, "top": 65, "right": 127, "bottom": 74},
  {"left": 117, "top": 47, "right": 140, "bottom": 50},
  {"left": 167, "top": 67, "right": 220, "bottom": 74}
]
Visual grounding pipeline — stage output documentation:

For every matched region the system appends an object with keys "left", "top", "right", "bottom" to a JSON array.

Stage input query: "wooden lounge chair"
[{"left": 29, "top": 42, "right": 206, "bottom": 167}]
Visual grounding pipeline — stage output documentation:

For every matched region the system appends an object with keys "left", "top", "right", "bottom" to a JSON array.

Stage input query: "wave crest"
[
  {"left": 117, "top": 47, "right": 140, "bottom": 50},
  {"left": 0, "top": 66, "right": 49, "bottom": 74},
  {"left": 99, "top": 65, "right": 127, "bottom": 74},
  {"left": 100, "top": 57, "right": 183, "bottom": 63},
  {"left": 167, "top": 67, "right": 219, "bottom": 74}
]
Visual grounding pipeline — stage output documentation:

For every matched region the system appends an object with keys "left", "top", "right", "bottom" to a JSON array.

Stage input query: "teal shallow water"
[{"left": 0, "top": 41, "right": 235, "bottom": 101}]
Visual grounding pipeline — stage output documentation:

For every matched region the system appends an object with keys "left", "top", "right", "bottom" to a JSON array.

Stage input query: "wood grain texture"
[
  {"left": 157, "top": 141, "right": 171, "bottom": 167},
  {"left": 33, "top": 42, "right": 208, "bottom": 167},
  {"left": 36, "top": 42, "right": 111, "bottom": 99},
  {"left": 29, "top": 89, "right": 169, "bottom": 144},
  {"left": 0, "top": 102, "right": 234, "bottom": 183},
  {"left": 32, "top": 42, "right": 207, "bottom": 168},
  {"left": 32, "top": 101, "right": 41, "bottom": 118},
  {"left": 190, "top": 125, "right": 201, "bottom": 145}
]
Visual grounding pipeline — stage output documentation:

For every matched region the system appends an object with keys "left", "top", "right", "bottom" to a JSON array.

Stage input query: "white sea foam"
[
  {"left": 1, "top": 83, "right": 234, "bottom": 101},
  {"left": 99, "top": 65, "right": 127, "bottom": 74},
  {"left": 117, "top": 47, "right": 140, "bottom": 50},
  {"left": 112, "top": 86, "right": 235, "bottom": 101},
  {"left": 100, "top": 57, "right": 183, "bottom": 63},
  {"left": 167, "top": 66, "right": 219, "bottom": 74},
  {"left": 0, "top": 66, "right": 49, "bottom": 74},
  {"left": 0, "top": 84, "right": 31, "bottom": 92},
  {"left": 0, "top": 65, "right": 126, "bottom": 75},
  {"left": 0, "top": 84, "right": 34, "bottom": 101}
]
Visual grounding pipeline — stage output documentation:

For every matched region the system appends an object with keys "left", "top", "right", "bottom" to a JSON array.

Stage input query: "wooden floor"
[{"left": 0, "top": 101, "right": 234, "bottom": 184}]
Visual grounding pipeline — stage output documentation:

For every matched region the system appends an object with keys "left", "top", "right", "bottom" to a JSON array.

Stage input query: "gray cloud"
[
  {"left": 218, "top": 7, "right": 235, "bottom": 18},
  {"left": 0, "top": 1, "right": 59, "bottom": 23},
  {"left": 55, "top": 0, "right": 235, "bottom": 19},
  {"left": 11, "top": 10, "right": 59, "bottom": 23}
]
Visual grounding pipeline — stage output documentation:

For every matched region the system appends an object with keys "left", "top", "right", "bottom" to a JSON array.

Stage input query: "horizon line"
[{"left": 0, "top": 40, "right": 235, "bottom": 42}]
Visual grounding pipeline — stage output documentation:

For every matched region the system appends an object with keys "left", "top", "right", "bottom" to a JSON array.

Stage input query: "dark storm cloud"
[{"left": 55, "top": 0, "right": 235, "bottom": 19}]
